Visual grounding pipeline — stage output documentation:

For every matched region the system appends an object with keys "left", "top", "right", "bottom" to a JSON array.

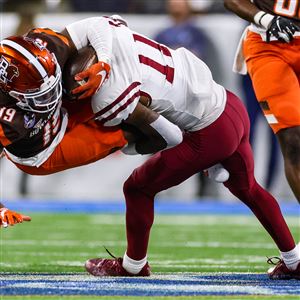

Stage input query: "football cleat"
[
  {"left": 267, "top": 257, "right": 300, "bottom": 280},
  {"left": 85, "top": 249, "right": 151, "bottom": 277}
]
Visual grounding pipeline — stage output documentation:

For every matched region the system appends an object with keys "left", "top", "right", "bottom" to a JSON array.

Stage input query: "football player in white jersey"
[
  {"left": 63, "top": 16, "right": 299, "bottom": 280},
  {"left": 0, "top": 16, "right": 227, "bottom": 228}
]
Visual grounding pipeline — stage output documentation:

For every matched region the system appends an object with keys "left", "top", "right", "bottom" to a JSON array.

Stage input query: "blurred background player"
[
  {"left": 155, "top": 0, "right": 211, "bottom": 64},
  {"left": 224, "top": 0, "right": 300, "bottom": 204},
  {"left": 241, "top": 73, "right": 279, "bottom": 191},
  {"left": 154, "top": 0, "right": 220, "bottom": 197}
]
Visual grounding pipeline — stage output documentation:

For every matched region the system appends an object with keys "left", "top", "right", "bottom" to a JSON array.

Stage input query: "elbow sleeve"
[{"left": 66, "top": 17, "right": 112, "bottom": 63}]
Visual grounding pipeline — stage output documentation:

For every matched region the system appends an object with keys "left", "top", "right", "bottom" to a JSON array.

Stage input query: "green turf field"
[
  {"left": 0, "top": 213, "right": 299, "bottom": 299},
  {"left": 1, "top": 213, "right": 299, "bottom": 273}
]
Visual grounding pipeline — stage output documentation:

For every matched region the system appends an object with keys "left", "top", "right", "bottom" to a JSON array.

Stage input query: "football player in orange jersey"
[
  {"left": 224, "top": 0, "right": 300, "bottom": 206},
  {"left": 0, "top": 202, "right": 31, "bottom": 227}
]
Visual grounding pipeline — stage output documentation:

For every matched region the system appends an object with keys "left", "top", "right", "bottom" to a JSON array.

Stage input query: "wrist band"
[
  {"left": 259, "top": 13, "right": 267, "bottom": 26},
  {"left": 254, "top": 11, "right": 274, "bottom": 29}
]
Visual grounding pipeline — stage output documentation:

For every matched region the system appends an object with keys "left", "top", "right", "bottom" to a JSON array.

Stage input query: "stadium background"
[{"left": 0, "top": 0, "right": 294, "bottom": 202}]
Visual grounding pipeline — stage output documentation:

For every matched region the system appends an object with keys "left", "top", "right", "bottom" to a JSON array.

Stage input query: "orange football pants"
[
  {"left": 17, "top": 99, "right": 127, "bottom": 175},
  {"left": 243, "top": 31, "right": 300, "bottom": 133}
]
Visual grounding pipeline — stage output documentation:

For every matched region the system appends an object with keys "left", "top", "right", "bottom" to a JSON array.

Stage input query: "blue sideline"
[
  {"left": 1, "top": 273, "right": 300, "bottom": 296},
  {"left": 4, "top": 199, "right": 300, "bottom": 216}
]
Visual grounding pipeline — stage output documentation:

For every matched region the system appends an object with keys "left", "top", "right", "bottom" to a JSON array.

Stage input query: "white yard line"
[
  {"left": 2, "top": 239, "right": 277, "bottom": 249},
  {"left": 88, "top": 214, "right": 300, "bottom": 227}
]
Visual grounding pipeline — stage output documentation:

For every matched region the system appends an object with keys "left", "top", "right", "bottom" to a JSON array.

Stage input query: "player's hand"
[
  {"left": 72, "top": 61, "right": 111, "bottom": 99},
  {"left": 266, "top": 16, "right": 300, "bottom": 43},
  {"left": 204, "top": 164, "right": 229, "bottom": 183},
  {"left": 0, "top": 208, "right": 31, "bottom": 228}
]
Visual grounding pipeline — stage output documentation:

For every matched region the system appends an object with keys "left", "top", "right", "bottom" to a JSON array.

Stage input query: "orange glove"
[
  {"left": 0, "top": 207, "right": 31, "bottom": 228},
  {"left": 72, "top": 61, "right": 111, "bottom": 99}
]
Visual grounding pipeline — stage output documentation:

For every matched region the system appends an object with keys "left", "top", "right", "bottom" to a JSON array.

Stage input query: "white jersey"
[{"left": 67, "top": 17, "right": 226, "bottom": 131}]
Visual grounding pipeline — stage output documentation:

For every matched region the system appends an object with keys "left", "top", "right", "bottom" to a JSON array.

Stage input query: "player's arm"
[
  {"left": 224, "top": 0, "right": 259, "bottom": 23},
  {"left": 224, "top": 0, "right": 300, "bottom": 42},
  {"left": 122, "top": 102, "right": 183, "bottom": 155},
  {"left": 61, "top": 17, "right": 115, "bottom": 99}
]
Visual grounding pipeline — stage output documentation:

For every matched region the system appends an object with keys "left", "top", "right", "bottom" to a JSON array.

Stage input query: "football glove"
[
  {"left": 266, "top": 16, "right": 300, "bottom": 43},
  {"left": 0, "top": 207, "right": 31, "bottom": 228},
  {"left": 72, "top": 61, "right": 111, "bottom": 99},
  {"left": 204, "top": 164, "right": 229, "bottom": 183}
]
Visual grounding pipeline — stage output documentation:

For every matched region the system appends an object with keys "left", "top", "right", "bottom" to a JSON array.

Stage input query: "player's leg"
[
  {"left": 277, "top": 126, "right": 300, "bottom": 204},
  {"left": 122, "top": 91, "right": 254, "bottom": 271},
  {"left": 266, "top": 130, "right": 279, "bottom": 190},
  {"left": 16, "top": 121, "right": 127, "bottom": 175},
  {"left": 222, "top": 139, "right": 296, "bottom": 253},
  {"left": 216, "top": 88, "right": 296, "bottom": 253},
  {"left": 244, "top": 34, "right": 300, "bottom": 203},
  {"left": 85, "top": 140, "right": 210, "bottom": 277},
  {"left": 220, "top": 95, "right": 299, "bottom": 279},
  {"left": 222, "top": 136, "right": 300, "bottom": 279},
  {"left": 253, "top": 58, "right": 300, "bottom": 203},
  {"left": 85, "top": 91, "right": 249, "bottom": 276}
]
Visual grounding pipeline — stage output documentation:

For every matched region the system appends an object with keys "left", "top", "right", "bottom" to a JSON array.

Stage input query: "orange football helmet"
[{"left": 0, "top": 36, "right": 62, "bottom": 113}]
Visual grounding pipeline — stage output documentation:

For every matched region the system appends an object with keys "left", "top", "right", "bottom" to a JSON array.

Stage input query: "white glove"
[{"left": 204, "top": 164, "right": 229, "bottom": 183}]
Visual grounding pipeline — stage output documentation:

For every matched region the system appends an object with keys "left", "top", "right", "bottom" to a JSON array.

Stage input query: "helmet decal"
[{"left": 0, "top": 56, "right": 19, "bottom": 85}]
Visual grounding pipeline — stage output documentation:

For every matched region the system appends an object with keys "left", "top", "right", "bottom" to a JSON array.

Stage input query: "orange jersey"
[
  {"left": 17, "top": 120, "right": 127, "bottom": 175},
  {"left": 243, "top": 31, "right": 300, "bottom": 133}
]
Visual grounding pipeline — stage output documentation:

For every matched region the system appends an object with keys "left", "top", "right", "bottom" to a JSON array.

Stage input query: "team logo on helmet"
[{"left": 0, "top": 56, "right": 19, "bottom": 85}]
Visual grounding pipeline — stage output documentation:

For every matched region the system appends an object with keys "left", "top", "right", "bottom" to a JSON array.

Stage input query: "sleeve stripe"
[
  {"left": 95, "top": 81, "right": 141, "bottom": 119},
  {"left": 98, "top": 90, "right": 140, "bottom": 124}
]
